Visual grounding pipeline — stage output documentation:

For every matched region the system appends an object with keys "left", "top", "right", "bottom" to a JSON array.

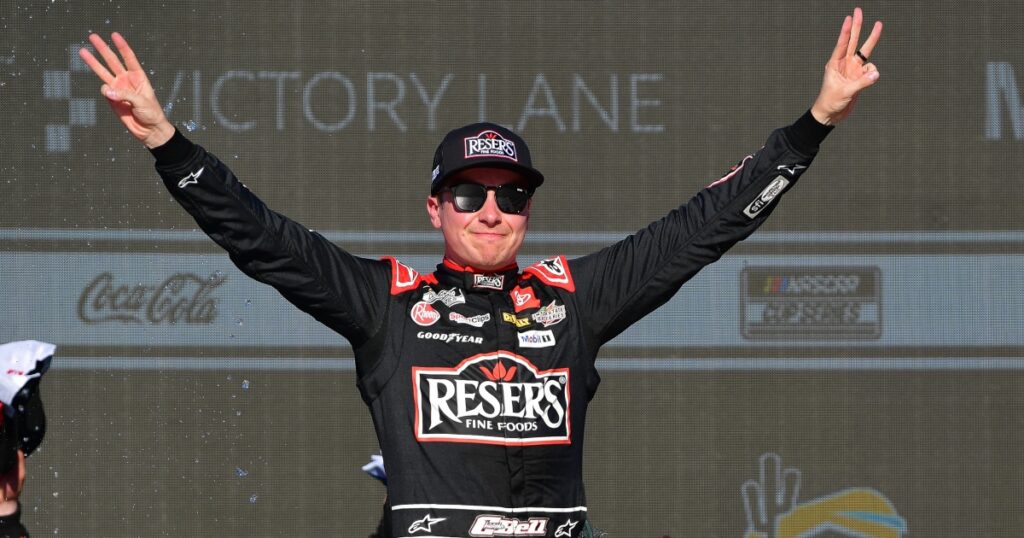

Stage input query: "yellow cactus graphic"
[{"left": 742, "top": 453, "right": 906, "bottom": 538}]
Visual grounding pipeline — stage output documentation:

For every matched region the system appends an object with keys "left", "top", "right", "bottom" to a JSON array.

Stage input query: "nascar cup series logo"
[
  {"left": 413, "top": 351, "right": 570, "bottom": 446},
  {"left": 465, "top": 130, "right": 518, "bottom": 161},
  {"left": 741, "top": 266, "right": 882, "bottom": 340}
]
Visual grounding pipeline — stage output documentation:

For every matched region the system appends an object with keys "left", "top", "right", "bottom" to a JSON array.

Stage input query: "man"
[{"left": 80, "top": 9, "right": 882, "bottom": 537}]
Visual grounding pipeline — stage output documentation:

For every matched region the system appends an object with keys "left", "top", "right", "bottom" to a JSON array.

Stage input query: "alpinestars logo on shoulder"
[{"left": 413, "top": 351, "right": 571, "bottom": 446}]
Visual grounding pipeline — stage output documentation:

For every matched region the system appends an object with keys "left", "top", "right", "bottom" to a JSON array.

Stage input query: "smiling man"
[
  {"left": 427, "top": 123, "right": 543, "bottom": 273},
  {"left": 81, "top": 8, "right": 882, "bottom": 537}
]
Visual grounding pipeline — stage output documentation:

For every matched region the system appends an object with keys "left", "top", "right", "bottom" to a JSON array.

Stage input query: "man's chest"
[
  {"left": 389, "top": 281, "right": 583, "bottom": 446},
  {"left": 399, "top": 281, "right": 575, "bottom": 364}
]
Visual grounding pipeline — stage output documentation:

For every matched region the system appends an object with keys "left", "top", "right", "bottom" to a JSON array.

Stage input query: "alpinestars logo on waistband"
[{"left": 408, "top": 514, "right": 446, "bottom": 534}]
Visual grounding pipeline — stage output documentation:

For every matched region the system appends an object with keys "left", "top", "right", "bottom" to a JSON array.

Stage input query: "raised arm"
[
  {"left": 79, "top": 34, "right": 392, "bottom": 351},
  {"left": 570, "top": 7, "right": 884, "bottom": 345}
]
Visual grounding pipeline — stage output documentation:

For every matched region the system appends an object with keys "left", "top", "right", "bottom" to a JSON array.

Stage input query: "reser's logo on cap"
[{"left": 464, "top": 130, "right": 518, "bottom": 161}]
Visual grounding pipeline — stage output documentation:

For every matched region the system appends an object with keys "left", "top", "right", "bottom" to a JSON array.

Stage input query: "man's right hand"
[{"left": 79, "top": 33, "right": 175, "bottom": 149}]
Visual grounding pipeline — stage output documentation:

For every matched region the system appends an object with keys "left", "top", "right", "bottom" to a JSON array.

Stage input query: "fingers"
[
  {"left": 80, "top": 33, "right": 146, "bottom": 101},
  {"left": 100, "top": 82, "right": 142, "bottom": 106},
  {"left": 857, "top": 20, "right": 884, "bottom": 59},
  {"left": 829, "top": 15, "right": 852, "bottom": 65},
  {"left": 859, "top": 63, "right": 880, "bottom": 86},
  {"left": 78, "top": 46, "right": 115, "bottom": 85},
  {"left": 845, "top": 7, "right": 863, "bottom": 59},
  {"left": 111, "top": 32, "right": 144, "bottom": 72},
  {"left": 100, "top": 83, "right": 119, "bottom": 102},
  {"left": 88, "top": 33, "right": 127, "bottom": 77}
]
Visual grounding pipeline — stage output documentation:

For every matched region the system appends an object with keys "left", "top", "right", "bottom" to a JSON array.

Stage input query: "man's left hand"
[{"left": 811, "top": 7, "right": 883, "bottom": 126}]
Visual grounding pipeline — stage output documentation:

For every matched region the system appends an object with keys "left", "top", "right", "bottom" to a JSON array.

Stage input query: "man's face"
[{"left": 427, "top": 167, "right": 532, "bottom": 271}]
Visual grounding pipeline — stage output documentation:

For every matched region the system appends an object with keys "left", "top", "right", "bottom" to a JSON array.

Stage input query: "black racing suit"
[{"left": 151, "top": 111, "right": 831, "bottom": 537}]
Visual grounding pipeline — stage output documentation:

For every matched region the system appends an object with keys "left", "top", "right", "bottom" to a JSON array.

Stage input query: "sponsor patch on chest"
[
  {"left": 449, "top": 311, "right": 492, "bottom": 327},
  {"left": 510, "top": 285, "right": 541, "bottom": 312},
  {"left": 530, "top": 300, "right": 566, "bottom": 327},
  {"left": 469, "top": 515, "right": 548, "bottom": 537},
  {"left": 410, "top": 301, "right": 441, "bottom": 326},
  {"left": 518, "top": 330, "right": 555, "bottom": 348},
  {"left": 422, "top": 287, "right": 466, "bottom": 307},
  {"left": 473, "top": 274, "right": 505, "bottom": 290},
  {"left": 502, "top": 312, "right": 532, "bottom": 328},
  {"left": 413, "top": 352, "right": 571, "bottom": 446}
]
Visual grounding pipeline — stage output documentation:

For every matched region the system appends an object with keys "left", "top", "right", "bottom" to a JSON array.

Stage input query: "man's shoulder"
[
  {"left": 380, "top": 256, "right": 438, "bottom": 296},
  {"left": 522, "top": 255, "right": 575, "bottom": 292}
]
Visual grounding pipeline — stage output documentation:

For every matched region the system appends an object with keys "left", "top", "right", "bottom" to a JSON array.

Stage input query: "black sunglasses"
[{"left": 442, "top": 183, "right": 534, "bottom": 214}]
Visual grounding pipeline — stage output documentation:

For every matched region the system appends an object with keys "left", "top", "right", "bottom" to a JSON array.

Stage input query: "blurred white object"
[
  {"left": 362, "top": 453, "right": 386, "bottom": 484},
  {"left": 0, "top": 340, "right": 55, "bottom": 407}
]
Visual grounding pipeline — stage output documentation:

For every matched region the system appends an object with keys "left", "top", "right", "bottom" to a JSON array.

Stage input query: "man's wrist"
[
  {"left": 149, "top": 128, "right": 195, "bottom": 166},
  {"left": 809, "top": 103, "right": 835, "bottom": 126},
  {"left": 143, "top": 122, "right": 177, "bottom": 149},
  {"left": 785, "top": 109, "right": 834, "bottom": 155}
]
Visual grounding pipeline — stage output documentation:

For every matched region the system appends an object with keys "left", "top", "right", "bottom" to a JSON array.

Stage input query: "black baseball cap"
[{"left": 430, "top": 122, "right": 544, "bottom": 194}]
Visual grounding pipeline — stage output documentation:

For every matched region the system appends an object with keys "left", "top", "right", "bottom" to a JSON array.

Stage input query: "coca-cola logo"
[{"left": 77, "top": 271, "right": 225, "bottom": 325}]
